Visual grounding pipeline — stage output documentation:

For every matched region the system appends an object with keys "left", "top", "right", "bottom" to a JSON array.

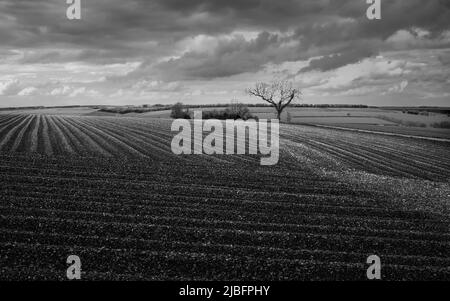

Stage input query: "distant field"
[
  {"left": 0, "top": 107, "right": 99, "bottom": 116},
  {"left": 291, "top": 117, "right": 395, "bottom": 125},
  {"left": 1, "top": 106, "right": 449, "bottom": 139},
  {"left": 0, "top": 113, "right": 449, "bottom": 280},
  {"left": 281, "top": 108, "right": 450, "bottom": 140},
  {"left": 287, "top": 108, "right": 449, "bottom": 125},
  {"left": 317, "top": 124, "right": 450, "bottom": 140},
  {"left": 133, "top": 109, "right": 172, "bottom": 118}
]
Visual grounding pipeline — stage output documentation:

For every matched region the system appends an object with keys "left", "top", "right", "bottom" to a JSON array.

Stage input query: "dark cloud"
[
  {"left": 147, "top": 31, "right": 291, "bottom": 79},
  {"left": 438, "top": 50, "right": 450, "bottom": 65},
  {"left": 299, "top": 42, "right": 379, "bottom": 73},
  {"left": 0, "top": 0, "right": 449, "bottom": 78}
]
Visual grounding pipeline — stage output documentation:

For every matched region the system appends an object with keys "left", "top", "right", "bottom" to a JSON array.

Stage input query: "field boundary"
[{"left": 299, "top": 123, "right": 450, "bottom": 143}]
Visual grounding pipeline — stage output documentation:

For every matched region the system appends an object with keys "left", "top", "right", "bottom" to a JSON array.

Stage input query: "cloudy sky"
[{"left": 0, "top": 0, "right": 449, "bottom": 107}]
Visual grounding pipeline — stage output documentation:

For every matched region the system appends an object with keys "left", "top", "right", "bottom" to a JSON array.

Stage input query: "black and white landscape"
[{"left": 0, "top": 0, "right": 449, "bottom": 281}]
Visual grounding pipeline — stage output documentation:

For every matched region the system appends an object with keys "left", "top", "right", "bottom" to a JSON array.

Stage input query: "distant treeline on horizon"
[{"left": 2, "top": 104, "right": 450, "bottom": 115}]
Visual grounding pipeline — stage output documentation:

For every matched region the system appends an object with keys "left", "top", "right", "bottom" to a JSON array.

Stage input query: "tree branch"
[{"left": 248, "top": 80, "right": 301, "bottom": 119}]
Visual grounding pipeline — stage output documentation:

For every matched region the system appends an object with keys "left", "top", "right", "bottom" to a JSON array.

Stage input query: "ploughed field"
[{"left": 0, "top": 113, "right": 449, "bottom": 280}]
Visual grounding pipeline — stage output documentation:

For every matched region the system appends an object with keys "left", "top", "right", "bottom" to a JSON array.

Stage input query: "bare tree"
[{"left": 247, "top": 80, "right": 301, "bottom": 120}]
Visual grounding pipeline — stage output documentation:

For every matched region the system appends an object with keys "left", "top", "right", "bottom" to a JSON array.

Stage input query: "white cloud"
[
  {"left": 187, "top": 89, "right": 204, "bottom": 96},
  {"left": 50, "top": 85, "right": 71, "bottom": 96},
  {"left": 304, "top": 56, "right": 407, "bottom": 94},
  {"left": 132, "top": 80, "right": 183, "bottom": 92},
  {"left": 17, "top": 86, "right": 38, "bottom": 96},
  {"left": 68, "top": 87, "right": 101, "bottom": 98},
  {"left": 388, "top": 80, "right": 409, "bottom": 93},
  {"left": 110, "top": 89, "right": 126, "bottom": 98},
  {"left": 387, "top": 29, "right": 450, "bottom": 50},
  {"left": 0, "top": 79, "right": 20, "bottom": 95}
]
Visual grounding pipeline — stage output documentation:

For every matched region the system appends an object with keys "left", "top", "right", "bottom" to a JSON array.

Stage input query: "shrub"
[
  {"left": 203, "top": 104, "right": 257, "bottom": 120},
  {"left": 203, "top": 110, "right": 226, "bottom": 120},
  {"left": 406, "top": 110, "right": 419, "bottom": 115},
  {"left": 170, "top": 102, "right": 191, "bottom": 119},
  {"left": 99, "top": 106, "right": 170, "bottom": 114},
  {"left": 225, "top": 103, "right": 253, "bottom": 120}
]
